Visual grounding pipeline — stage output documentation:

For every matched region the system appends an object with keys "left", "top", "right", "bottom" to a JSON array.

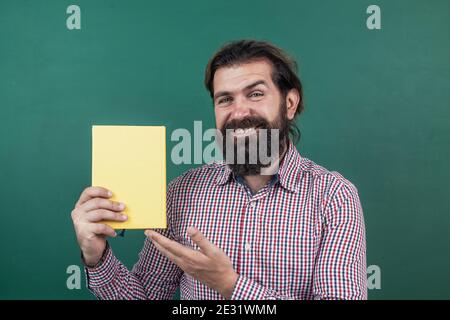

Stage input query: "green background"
[{"left": 0, "top": 0, "right": 449, "bottom": 299}]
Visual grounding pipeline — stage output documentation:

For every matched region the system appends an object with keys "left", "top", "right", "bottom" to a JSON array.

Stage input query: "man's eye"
[
  {"left": 249, "top": 92, "right": 264, "bottom": 98},
  {"left": 218, "top": 97, "right": 232, "bottom": 104}
]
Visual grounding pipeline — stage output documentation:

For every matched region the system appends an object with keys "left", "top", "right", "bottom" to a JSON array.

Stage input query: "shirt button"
[
  {"left": 245, "top": 242, "right": 251, "bottom": 251},
  {"left": 249, "top": 202, "right": 256, "bottom": 208}
]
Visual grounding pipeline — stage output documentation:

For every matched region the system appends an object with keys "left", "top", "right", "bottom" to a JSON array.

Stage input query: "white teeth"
[{"left": 232, "top": 127, "right": 256, "bottom": 137}]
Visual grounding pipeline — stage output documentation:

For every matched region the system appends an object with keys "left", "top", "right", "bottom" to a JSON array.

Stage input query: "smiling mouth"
[{"left": 230, "top": 127, "right": 259, "bottom": 138}]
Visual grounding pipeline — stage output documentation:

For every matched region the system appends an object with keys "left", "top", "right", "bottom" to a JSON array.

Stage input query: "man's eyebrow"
[
  {"left": 243, "top": 80, "right": 268, "bottom": 91},
  {"left": 214, "top": 80, "right": 268, "bottom": 101}
]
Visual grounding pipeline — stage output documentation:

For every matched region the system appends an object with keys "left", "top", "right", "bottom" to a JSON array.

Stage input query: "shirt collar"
[{"left": 214, "top": 139, "right": 302, "bottom": 193}]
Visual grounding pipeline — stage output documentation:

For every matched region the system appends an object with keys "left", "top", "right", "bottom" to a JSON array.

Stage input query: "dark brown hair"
[{"left": 204, "top": 39, "right": 304, "bottom": 143}]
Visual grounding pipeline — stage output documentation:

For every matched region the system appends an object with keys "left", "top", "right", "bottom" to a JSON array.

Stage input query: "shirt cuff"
[
  {"left": 230, "top": 275, "right": 267, "bottom": 300},
  {"left": 83, "top": 244, "right": 120, "bottom": 289}
]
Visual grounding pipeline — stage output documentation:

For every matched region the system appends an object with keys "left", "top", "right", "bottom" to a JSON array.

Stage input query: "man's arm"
[
  {"left": 72, "top": 184, "right": 183, "bottom": 300},
  {"left": 83, "top": 180, "right": 183, "bottom": 300},
  {"left": 312, "top": 181, "right": 367, "bottom": 300},
  {"left": 228, "top": 275, "right": 295, "bottom": 300},
  {"left": 85, "top": 230, "right": 183, "bottom": 300},
  {"left": 147, "top": 227, "right": 299, "bottom": 300}
]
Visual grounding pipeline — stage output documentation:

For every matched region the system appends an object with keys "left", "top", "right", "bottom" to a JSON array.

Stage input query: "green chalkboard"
[{"left": 0, "top": 0, "right": 449, "bottom": 299}]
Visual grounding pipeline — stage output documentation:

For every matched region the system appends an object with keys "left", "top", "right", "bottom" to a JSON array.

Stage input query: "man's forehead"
[{"left": 213, "top": 60, "right": 274, "bottom": 92}]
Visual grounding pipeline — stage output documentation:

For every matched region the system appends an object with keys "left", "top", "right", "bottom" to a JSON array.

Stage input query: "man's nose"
[{"left": 230, "top": 98, "right": 251, "bottom": 121}]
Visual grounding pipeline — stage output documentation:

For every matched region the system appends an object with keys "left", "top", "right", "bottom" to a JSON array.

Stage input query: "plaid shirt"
[{"left": 85, "top": 140, "right": 367, "bottom": 300}]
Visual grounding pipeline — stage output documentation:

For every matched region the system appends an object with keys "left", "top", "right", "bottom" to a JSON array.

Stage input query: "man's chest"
[{"left": 171, "top": 185, "right": 323, "bottom": 284}]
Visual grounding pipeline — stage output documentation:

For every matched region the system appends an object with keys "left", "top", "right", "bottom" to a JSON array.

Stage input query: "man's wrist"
[
  {"left": 218, "top": 271, "right": 239, "bottom": 299},
  {"left": 82, "top": 242, "right": 109, "bottom": 269}
]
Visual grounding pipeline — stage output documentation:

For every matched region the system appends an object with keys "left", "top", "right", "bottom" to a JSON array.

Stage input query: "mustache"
[{"left": 222, "top": 116, "right": 270, "bottom": 131}]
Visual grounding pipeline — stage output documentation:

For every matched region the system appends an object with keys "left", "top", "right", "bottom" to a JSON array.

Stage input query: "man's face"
[
  {"left": 212, "top": 59, "right": 292, "bottom": 175},
  {"left": 213, "top": 59, "right": 284, "bottom": 133}
]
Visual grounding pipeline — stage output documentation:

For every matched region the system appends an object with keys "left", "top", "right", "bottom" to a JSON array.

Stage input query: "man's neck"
[{"left": 242, "top": 140, "right": 289, "bottom": 194}]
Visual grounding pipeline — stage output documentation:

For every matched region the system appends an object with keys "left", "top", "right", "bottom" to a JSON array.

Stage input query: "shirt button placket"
[{"left": 244, "top": 200, "right": 256, "bottom": 255}]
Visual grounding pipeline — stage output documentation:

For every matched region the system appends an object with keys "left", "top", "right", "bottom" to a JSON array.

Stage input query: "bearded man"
[{"left": 71, "top": 40, "right": 367, "bottom": 300}]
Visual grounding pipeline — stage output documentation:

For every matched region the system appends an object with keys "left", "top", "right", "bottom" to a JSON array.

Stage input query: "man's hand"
[
  {"left": 71, "top": 186, "right": 128, "bottom": 267},
  {"left": 145, "top": 227, "right": 238, "bottom": 299}
]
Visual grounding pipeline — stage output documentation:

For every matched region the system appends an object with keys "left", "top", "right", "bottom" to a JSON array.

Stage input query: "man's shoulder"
[
  {"left": 167, "top": 161, "right": 226, "bottom": 192},
  {"left": 299, "top": 156, "right": 359, "bottom": 197}
]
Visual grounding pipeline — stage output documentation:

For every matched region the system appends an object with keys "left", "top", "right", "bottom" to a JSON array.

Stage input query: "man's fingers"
[
  {"left": 90, "top": 223, "right": 117, "bottom": 238},
  {"left": 151, "top": 240, "right": 181, "bottom": 265},
  {"left": 147, "top": 231, "right": 192, "bottom": 259},
  {"left": 149, "top": 234, "right": 209, "bottom": 277},
  {"left": 76, "top": 186, "right": 112, "bottom": 208},
  {"left": 80, "top": 197, "right": 125, "bottom": 213},
  {"left": 187, "top": 227, "right": 214, "bottom": 256},
  {"left": 85, "top": 209, "right": 128, "bottom": 223}
]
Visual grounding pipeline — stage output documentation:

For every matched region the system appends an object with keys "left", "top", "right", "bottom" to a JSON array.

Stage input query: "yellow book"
[{"left": 91, "top": 125, "right": 166, "bottom": 229}]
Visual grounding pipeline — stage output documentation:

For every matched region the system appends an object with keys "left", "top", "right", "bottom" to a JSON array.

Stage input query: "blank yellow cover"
[{"left": 92, "top": 125, "right": 166, "bottom": 229}]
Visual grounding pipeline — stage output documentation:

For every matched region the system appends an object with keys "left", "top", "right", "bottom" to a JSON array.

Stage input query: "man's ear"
[{"left": 285, "top": 88, "right": 300, "bottom": 120}]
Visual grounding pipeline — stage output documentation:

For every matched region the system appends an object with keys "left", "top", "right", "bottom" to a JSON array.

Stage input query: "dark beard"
[{"left": 219, "top": 102, "right": 290, "bottom": 176}]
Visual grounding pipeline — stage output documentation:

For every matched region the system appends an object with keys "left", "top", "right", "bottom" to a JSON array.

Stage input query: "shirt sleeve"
[
  {"left": 230, "top": 274, "right": 296, "bottom": 300},
  {"left": 312, "top": 181, "right": 367, "bottom": 300},
  {"left": 83, "top": 183, "right": 184, "bottom": 300},
  {"left": 84, "top": 232, "right": 183, "bottom": 300}
]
